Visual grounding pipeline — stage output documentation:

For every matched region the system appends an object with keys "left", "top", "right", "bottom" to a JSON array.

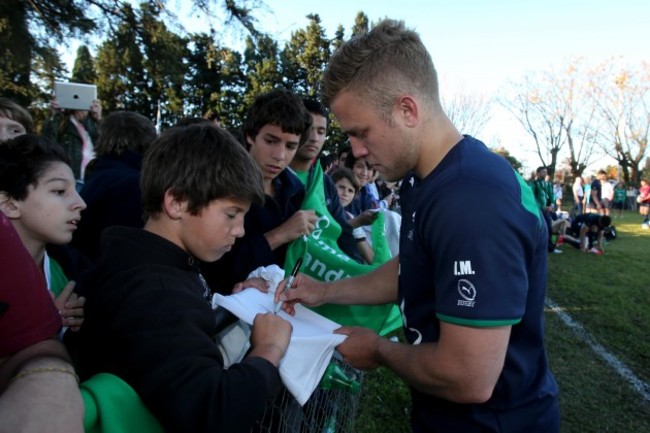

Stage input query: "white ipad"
[{"left": 54, "top": 81, "right": 97, "bottom": 111}]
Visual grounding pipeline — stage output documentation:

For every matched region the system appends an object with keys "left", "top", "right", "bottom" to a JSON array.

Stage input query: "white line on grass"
[{"left": 546, "top": 297, "right": 650, "bottom": 402}]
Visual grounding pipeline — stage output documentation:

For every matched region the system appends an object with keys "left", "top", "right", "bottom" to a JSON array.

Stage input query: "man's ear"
[
  {"left": 0, "top": 192, "right": 21, "bottom": 219},
  {"left": 396, "top": 95, "right": 419, "bottom": 128},
  {"left": 162, "top": 190, "right": 187, "bottom": 220}
]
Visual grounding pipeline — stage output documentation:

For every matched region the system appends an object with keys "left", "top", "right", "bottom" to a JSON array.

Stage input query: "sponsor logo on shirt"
[
  {"left": 457, "top": 279, "right": 476, "bottom": 308},
  {"left": 453, "top": 260, "right": 475, "bottom": 275}
]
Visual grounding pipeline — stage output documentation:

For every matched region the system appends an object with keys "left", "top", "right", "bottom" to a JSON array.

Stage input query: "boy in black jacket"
[{"left": 75, "top": 124, "right": 292, "bottom": 433}]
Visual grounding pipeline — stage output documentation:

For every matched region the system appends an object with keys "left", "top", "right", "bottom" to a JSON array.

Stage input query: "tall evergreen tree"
[
  {"left": 1, "top": 0, "right": 263, "bottom": 106},
  {"left": 242, "top": 34, "right": 281, "bottom": 107},
  {"left": 185, "top": 32, "right": 247, "bottom": 128},
  {"left": 280, "top": 14, "right": 330, "bottom": 97},
  {"left": 71, "top": 45, "right": 97, "bottom": 84}
]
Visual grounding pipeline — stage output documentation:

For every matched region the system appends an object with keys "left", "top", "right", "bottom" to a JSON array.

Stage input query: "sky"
[
  {"left": 246, "top": 0, "right": 650, "bottom": 171},
  {"left": 67, "top": 0, "right": 650, "bottom": 171}
]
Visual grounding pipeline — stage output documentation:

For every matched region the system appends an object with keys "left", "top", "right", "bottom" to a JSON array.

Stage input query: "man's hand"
[
  {"left": 274, "top": 272, "right": 328, "bottom": 315},
  {"left": 334, "top": 326, "right": 382, "bottom": 370}
]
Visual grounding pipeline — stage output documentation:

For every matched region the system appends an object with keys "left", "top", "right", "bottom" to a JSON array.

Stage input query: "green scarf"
[{"left": 285, "top": 164, "right": 402, "bottom": 336}]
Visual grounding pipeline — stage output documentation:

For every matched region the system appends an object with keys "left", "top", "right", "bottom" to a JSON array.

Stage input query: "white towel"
[{"left": 212, "top": 265, "right": 346, "bottom": 405}]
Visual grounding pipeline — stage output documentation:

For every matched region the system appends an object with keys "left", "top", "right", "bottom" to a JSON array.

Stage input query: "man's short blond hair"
[{"left": 322, "top": 19, "right": 439, "bottom": 117}]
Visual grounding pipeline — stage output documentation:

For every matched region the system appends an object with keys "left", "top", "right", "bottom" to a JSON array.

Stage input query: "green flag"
[{"left": 285, "top": 164, "right": 402, "bottom": 336}]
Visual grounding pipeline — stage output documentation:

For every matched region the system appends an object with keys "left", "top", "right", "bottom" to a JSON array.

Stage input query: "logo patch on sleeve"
[{"left": 457, "top": 279, "right": 476, "bottom": 307}]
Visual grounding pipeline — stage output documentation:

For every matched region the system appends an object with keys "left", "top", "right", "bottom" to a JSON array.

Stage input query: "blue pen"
[{"left": 274, "top": 258, "right": 303, "bottom": 314}]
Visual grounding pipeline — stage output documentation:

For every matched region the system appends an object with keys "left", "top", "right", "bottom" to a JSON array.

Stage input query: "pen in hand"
[{"left": 274, "top": 258, "right": 303, "bottom": 314}]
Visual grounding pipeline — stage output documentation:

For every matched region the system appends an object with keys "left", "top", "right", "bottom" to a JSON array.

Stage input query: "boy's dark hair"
[
  {"left": 96, "top": 111, "right": 157, "bottom": 157},
  {"left": 302, "top": 98, "right": 330, "bottom": 128},
  {"left": 0, "top": 97, "right": 34, "bottom": 133},
  {"left": 330, "top": 167, "right": 360, "bottom": 192},
  {"left": 0, "top": 134, "right": 69, "bottom": 201},
  {"left": 141, "top": 124, "right": 264, "bottom": 217},
  {"left": 242, "top": 89, "right": 312, "bottom": 150}
]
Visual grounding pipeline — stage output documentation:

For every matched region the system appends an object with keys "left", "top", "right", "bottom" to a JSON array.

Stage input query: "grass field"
[{"left": 354, "top": 210, "right": 650, "bottom": 433}]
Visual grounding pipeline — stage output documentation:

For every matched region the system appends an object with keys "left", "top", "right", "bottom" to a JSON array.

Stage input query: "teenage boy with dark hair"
[
  {"left": 202, "top": 89, "right": 318, "bottom": 293},
  {"left": 288, "top": 98, "right": 363, "bottom": 263},
  {"left": 74, "top": 124, "right": 292, "bottom": 433}
]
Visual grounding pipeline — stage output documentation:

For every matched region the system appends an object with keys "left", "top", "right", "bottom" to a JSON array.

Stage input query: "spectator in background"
[
  {"left": 626, "top": 184, "right": 638, "bottom": 211},
  {"left": 42, "top": 98, "right": 102, "bottom": 186},
  {"left": 587, "top": 170, "right": 606, "bottom": 215},
  {"left": 532, "top": 166, "right": 560, "bottom": 253},
  {"left": 600, "top": 173, "right": 613, "bottom": 217},
  {"left": 582, "top": 175, "right": 592, "bottom": 212},
  {"left": 0, "top": 97, "right": 34, "bottom": 142},
  {"left": 333, "top": 145, "right": 351, "bottom": 175},
  {"left": 71, "top": 111, "right": 158, "bottom": 262},
  {"left": 613, "top": 181, "right": 626, "bottom": 218},
  {"left": 553, "top": 178, "right": 563, "bottom": 212},
  {"left": 288, "top": 98, "right": 364, "bottom": 263},
  {"left": 571, "top": 176, "right": 584, "bottom": 218},
  {"left": 638, "top": 179, "right": 650, "bottom": 229},
  {"left": 330, "top": 167, "right": 375, "bottom": 264},
  {"left": 343, "top": 152, "right": 380, "bottom": 215}
]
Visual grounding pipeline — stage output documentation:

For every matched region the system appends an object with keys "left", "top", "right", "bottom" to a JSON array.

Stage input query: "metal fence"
[{"left": 252, "top": 360, "right": 364, "bottom": 433}]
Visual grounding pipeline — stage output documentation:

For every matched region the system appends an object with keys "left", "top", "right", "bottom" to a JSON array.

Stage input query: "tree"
[
  {"left": 71, "top": 45, "right": 97, "bottom": 84},
  {"left": 443, "top": 92, "right": 492, "bottom": 138},
  {"left": 185, "top": 32, "right": 247, "bottom": 129},
  {"left": 95, "top": 4, "right": 148, "bottom": 115},
  {"left": 139, "top": 2, "right": 189, "bottom": 121},
  {"left": 280, "top": 14, "right": 331, "bottom": 97},
  {"left": 242, "top": 34, "right": 281, "bottom": 108},
  {"left": 500, "top": 71, "right": 567, "bottom": 178},
  {"left": 0, "top": 0, "right": 93, "bottom": 104},
  {"left": 589, "top": 59, "right": 650, "bottom": 184},
  {"left": 1, "top": 0, "right": 264, "bottom": 107},
  {"left": 351, "top": 12, "right": 369, "bottom": 37}
]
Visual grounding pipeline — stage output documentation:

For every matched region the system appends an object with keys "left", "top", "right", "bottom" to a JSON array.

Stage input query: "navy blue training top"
[{"left": 398, "top": 136, "right": 558, "bottom": 432}]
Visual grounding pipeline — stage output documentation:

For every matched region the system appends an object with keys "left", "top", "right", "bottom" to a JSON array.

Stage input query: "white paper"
[{"left": 212, "top": 265, "right": 346, "bottom": 405}]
